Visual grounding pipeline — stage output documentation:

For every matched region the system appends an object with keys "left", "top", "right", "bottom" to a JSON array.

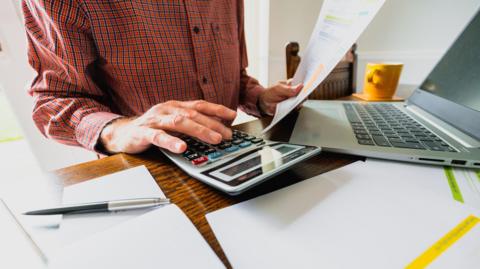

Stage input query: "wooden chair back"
[{"left": 286, "top": 42, "right": 357, "bottom": 99}]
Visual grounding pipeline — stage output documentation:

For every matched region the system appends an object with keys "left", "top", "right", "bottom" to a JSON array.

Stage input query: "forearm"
[
  {"left": 239, "top": 69, "right": 266, "bottom": 117},
  {"left": 33, "top": 94, "right": 122, "bottom": 151}
]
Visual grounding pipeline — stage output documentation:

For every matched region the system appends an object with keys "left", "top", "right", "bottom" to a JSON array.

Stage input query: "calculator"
[{"left": 161, "top": 130, "right": 321, "bottom": 195}]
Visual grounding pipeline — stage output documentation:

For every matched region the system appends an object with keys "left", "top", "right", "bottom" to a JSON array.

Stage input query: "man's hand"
[
  {"left": 99, "top": 100, "right": 237, "bottom": 154},
  {"left": 258, "top": 80, "right": 303, "bottom": 116}
]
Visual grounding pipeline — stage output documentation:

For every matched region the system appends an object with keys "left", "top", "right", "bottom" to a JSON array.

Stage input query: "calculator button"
[
  {"left": 239, "top": 141, "right": 251, "bottom": 148},
  {"left": 225, "top": 146, "right": 239, "bottom": 153},
  {"left": 191, "top": 156, "right": 208, "bottom": 166},
  {"left": 182, "top": 150, "right": 194, "bottom": 157},
  {"left": 218, "top": 143, "right": 232, "bottom": 149},
  {"left": 204, "top": 148, "right": 216, "bottom": 155},
  {"left": 208, "top": 152, "right": 223, "bottom": 160},
  {"left": 192, "top": 142, "right": 201, "bottom": 148},
  {"left": 236, "top": 132, "right": 248, "bottom": 138},
  {"left": 186, "top": 153, "right": 200, "bottom": 160},
  {"left": 251, "top": 138, "right": 264, "bottom": 144},
  {"left": 197, "top": 145, "right": 208, "bottom": 151},
  {"left": 244, "top": 136, "right": 255, "bottom": 141},
  {"left": 232, "top": 139, "right": 243, "bottom": 145}
]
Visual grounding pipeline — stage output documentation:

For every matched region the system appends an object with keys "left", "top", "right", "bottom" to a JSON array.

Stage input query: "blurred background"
[{"left": 0, "top": 0, "right": 479, "bottom": 173}]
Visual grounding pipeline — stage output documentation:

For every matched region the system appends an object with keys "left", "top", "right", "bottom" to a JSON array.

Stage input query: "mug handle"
[{"left": 367, "top": 68, "right": 381, "bottom": 85}]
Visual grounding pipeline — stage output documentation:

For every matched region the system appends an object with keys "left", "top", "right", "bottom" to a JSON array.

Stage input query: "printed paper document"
[{"left": 263, "top": 0, "right": 385, "bottom": 133}]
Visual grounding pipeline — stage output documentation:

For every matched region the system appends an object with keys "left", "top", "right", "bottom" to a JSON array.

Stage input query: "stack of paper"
[
  {"left": 58, "top": 166, "right": 166, "bottom": 246},
  {"left": 207, "top": 161, "right": 480, "bottom": 269},
  {"left": 50, "top": 205, "right": 224, "bottom": 269},
  {"left": 6, "top": 166, "right": 224, "bottom": 268}
]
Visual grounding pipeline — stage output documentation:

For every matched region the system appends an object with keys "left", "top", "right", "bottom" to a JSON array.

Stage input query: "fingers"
[
  {"left": 272, "top": 83, "right": 304, "bottom": 99},
  {"left": 153, "top": 114, "right": 223, "bottom": 145},
  {"left": 162, "top": 106, "right": 232, "bottom": 140},
  {"left": 180, "top": 100, "right": 237, "bottom": 121},
  {"left": 145, "top": 128, "right": 187, "bottom": 153}
]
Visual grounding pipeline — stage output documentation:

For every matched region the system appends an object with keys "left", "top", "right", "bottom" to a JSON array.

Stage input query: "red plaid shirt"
[{"left": 22, "top": 0, "right": 264, "bottom": 151}]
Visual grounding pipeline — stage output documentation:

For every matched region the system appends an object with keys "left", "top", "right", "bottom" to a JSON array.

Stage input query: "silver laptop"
[{"left": 290, "top": 10, "right": 480, "bottom": 169}]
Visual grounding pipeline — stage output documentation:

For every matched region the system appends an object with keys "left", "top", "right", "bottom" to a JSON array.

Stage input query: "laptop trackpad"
[{"left": 290, "top": 103, "right": 355, "bottom": 147}]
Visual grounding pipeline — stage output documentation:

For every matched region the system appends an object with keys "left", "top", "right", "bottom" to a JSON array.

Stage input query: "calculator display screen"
[
  {"left": 275, "top": 146, "right": 297, "bottom": 154},
  {"left": 219, "top": 146, "right": 297, "bottom": 177},
  {"left": 202, "top": 143, "right": 319, "bottom": 187}
]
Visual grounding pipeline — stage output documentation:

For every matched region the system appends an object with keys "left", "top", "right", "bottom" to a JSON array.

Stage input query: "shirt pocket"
[
  {"left": 211, "top": 22, "right": 239, "bottom": 45},
  {"left": 211, "top": 22, "right": 241, "bottom": 89}
]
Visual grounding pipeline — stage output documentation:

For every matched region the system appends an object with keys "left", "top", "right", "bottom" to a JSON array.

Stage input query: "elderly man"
[{"left": 22, "top": 1, "right": 302, "bottom": 155}]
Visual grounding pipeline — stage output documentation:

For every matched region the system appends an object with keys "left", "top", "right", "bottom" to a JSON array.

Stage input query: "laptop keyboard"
[{"left": 343, "top": 103, "right": 457, "bottom": 152}]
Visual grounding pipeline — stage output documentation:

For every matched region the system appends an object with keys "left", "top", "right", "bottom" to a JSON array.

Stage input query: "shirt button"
[
  {"left": 202, "top": 77, "right": 208, "bottom": 84},
  {"left": 193, "top": 26, "right": 200, "bottom": 34}
]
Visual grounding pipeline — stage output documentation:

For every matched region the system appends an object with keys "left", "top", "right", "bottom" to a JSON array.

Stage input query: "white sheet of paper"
[
  {"left": 263, "top": 0, "right": 385, "bottom": 133},
  {"left": 3, "top": 172, "right": 63, "bottom": 257},
  {"left": 207, "top": 161, "right": 480, "bottom": 269},
  {"left": 365, "top": 159, "right": 480, "bottom": 211},
  {"left": 58, "top": 166, "right": 165, "bottom": 247},
  {"left": 50, "top": 204, "right": 224, "bottom": 269},
  {"left": 0, "top": 200, "right": 47, "bottom": 269}
]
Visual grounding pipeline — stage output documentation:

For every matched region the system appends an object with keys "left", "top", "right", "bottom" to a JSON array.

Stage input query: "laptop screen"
[
  {"left": 419, "top": 11, "right": 480, "bottom": 113},
  {"left": 409, "top": 9, "right": 480, "bottom": 141}
]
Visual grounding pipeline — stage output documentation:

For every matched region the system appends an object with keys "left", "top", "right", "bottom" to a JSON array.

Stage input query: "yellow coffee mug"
[{"left": 363, "top": 63, "right": 403, "bottom": 100}]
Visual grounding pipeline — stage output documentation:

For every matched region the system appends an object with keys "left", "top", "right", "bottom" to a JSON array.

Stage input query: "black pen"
[{"left": 23, "top": 197, "right": 171, "bottom": 215}]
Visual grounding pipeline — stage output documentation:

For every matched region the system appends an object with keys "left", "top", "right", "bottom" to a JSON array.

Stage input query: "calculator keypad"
[{"left": 180, "top": 130, "right": 263, "bottom": 166}]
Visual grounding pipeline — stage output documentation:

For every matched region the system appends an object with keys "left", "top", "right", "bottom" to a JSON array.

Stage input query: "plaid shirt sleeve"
[{"left": 23, "top": 0, "right": 122, "bottom": 152}]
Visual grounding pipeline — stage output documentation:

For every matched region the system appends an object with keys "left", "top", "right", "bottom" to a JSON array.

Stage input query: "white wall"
[
  {"left": 244, "top": 0, "right": 270, "bottom": 87},
  {"left": 356, "top": 0, "right": 480, "bottom": 90},
  {"left": 0, "top": 0, "right": 95, "bottom": 171},
  {"left": 268, "top": 0, "right": 324, "bottom": 85},
  {"left": 233, "top": 0, "right": 270, "bottom": 125}
]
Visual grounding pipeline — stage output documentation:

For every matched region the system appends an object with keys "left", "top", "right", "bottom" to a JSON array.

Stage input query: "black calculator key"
[
  {"left": 192, "top": 142, "right": 201, "bottom": 148},
  {"left": 218, "top": 143, "right": 232, "bottom": 149},
  {"left": 182, "top": 150, "right": 194, "bottom": 157},
  {"left": 186, "top": 153, "right": 200, "bottom": 160},
  {"left": 251, "top": 138, "right": 263, "bottom": 144},
  {"left": 197, "top": 145, "right": 208, "bottom": 151},
  {"left": 232, "top": 139, "right": 244, "bottom": 145},
  {"left": 204, "top": 148, "right": 216, "bottom": 154},
  {"left": 244, "top": 136, "right": 255, "bottom": 141}
]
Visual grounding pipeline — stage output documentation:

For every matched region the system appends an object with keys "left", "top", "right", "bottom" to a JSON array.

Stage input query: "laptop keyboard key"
[
  {"left": 356, "top": 134, "right": 371, "bottom": 139},
  {"left": 390, "top": 141, "right": 426, "bottom": 150},
  {"left": 354, "top": 129, "right": 368, "bottom": 135},
  {"left": 422, "top": 141, "right": 446, "bottom": 151},
  {"left": 372, "top": 135, "right": 391, "bottom": 147},
  {"left": 358, "top": 139, "right": 374, "bottom": 145}
]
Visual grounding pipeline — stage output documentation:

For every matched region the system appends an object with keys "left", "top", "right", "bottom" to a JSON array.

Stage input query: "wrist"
[
  {"left": 99, "top": 117, "right": 130, "bottom": 154},
  {"left": 257, "top": 91, "right": 272, "bottom": 116}
]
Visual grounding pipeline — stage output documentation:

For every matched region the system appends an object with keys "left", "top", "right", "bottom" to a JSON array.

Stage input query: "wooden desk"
[{"left": 54, "top": 111, "right": 362, "bottom": 268}]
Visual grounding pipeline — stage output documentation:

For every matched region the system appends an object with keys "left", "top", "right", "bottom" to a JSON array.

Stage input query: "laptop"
[{"left": 290, "top": 10, "right": 480, "bottom": 169}]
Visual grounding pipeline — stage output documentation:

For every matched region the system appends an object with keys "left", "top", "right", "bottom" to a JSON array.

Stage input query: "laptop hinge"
[{"left": 405, "top": 104, "right": 480, "bottom": 148}]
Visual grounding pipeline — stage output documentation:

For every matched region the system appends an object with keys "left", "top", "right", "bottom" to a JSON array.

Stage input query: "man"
[{"left": 23, "top": 1, "right": 302, "bottom": 155}]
